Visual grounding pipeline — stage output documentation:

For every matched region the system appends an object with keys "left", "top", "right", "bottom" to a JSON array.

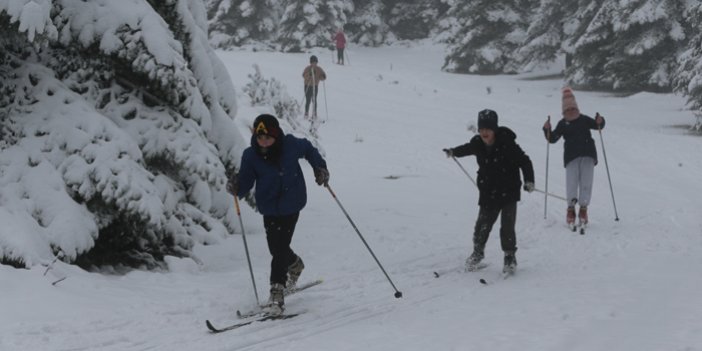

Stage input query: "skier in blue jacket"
[{"left": 227, "top": 114, "right": 329, "bottom": 315}]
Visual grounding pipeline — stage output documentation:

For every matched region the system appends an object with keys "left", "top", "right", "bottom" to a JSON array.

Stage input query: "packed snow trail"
[{"left": 1, "top": 44, "right": 701, "bottom": 351}]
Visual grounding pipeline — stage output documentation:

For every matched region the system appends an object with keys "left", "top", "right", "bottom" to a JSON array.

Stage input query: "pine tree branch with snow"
[{"left": 0, "top": 0, "right": 245, "bottom": 270}]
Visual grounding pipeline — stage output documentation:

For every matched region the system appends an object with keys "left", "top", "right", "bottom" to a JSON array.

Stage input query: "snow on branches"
[{"left": 0, "top": 0, "right": 245, "bottom": 270}]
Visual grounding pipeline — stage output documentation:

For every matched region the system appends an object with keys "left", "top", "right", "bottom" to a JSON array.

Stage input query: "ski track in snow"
[{"left": 2, "top": 43, "right": 702, "bottom": 351}]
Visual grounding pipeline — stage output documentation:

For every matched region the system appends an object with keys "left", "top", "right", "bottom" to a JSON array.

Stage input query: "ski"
[
  {"left": 206, "top": 313, "right": 300, "bottom": 333},
  {"left": 236, "top": 279, "right": 323, "bottom": 319},
  {"left": 479, "top": 269, "right": 514, "bottom": 285},
  {"left": 286, "top": 279, "right": 323, "bottom": 295},
  {"left": 433, "top": 263, "right": 488, "bottom": 278}
]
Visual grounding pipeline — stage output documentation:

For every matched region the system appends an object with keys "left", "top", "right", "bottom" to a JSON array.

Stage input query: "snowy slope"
[{"left": 2, "top": 44, "right": 701, "bottom": 351}]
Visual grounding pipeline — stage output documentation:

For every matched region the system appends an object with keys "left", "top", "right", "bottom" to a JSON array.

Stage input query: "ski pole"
[
  {"left": 325, "top": 184, "right": 403, "bottom": 299},
  {"left": 449, "top": 154, "right": 564, "bottom": 201},
  {"left": 302, "top": 87, "right": 308, "bottom": 116},
  {"left": 322, "top": 80, "right": 329, "bottom": 122},
  {"left": 596, "top": 113, "right": 619, "bottom": 221},
  {"left": 234, "top": 195, "right": 260, "bottom": 305},
  {"left": 533, "top": 188, "right": 567, "bottom": 201},
  {"left": 345, "top": 48, "right": 351, "bottom": 66},
  {"left": 310, "top": 66, "right": 318, "bottom": 119},
  {"left": 450, "top": 155, "right": 477, "bottom": 188},
  {"left": 544, "top": 116, "right": 551, "bottom": 219}
]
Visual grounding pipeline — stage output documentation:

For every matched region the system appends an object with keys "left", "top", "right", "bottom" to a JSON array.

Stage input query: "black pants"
[
  {"left": 472, "top": 201, "right": 517, "bottom": 255},
  {"left": 337, "top": 48, "right": 344, "bottom": 63},
  {"left": 263, "top": 213, "right": 300, "bottom": 286},
  {"left": 304, "top": 85, "right": 318, "bottom": 115}
]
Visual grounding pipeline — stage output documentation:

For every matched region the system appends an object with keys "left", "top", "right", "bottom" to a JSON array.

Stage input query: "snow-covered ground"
[{"left": 2, "top": 44, "right": 701, "bottom": 351}]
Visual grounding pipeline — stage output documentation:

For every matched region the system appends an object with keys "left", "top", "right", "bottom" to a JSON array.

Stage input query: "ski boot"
[
  {"left": 503, "top": 253, "right": 517, "bottom": 275},
  {"left": 263, "top": 283, "right": 285, "bottom": 316},
  {"left": 465, "top": 250, "right": 485, "bottom": 272},
  {"left": 567, "top": 206, "right": 576, "bottom": 231},
  {"left": 578, "top": 206, "right": 588, "bottom": 226},
  {"left": 285, "top": 256, "right": 305, "bottom": 293}
]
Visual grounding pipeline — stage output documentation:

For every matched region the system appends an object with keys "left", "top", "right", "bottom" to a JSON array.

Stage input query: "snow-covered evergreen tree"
[
  {"left": 673, "top": 2, "right": 702, "bottom": 129},
  {"left": 517, "top": 0, "right": 579, "bottom": 71},
  {"left": 207, "top": 0, "right": 281, "bottom": 48},
  {"left": 382, "top": 0, "right": 449, "bottom": 40},
  {"left": 0, "top": 0, "right": 246, "bottom": 270},
  {"left": 443, "top": 0, "right": 536, "bottom": 74},
  {"left": 346, "top": 0, "right": 391, "bottom": 46},
  {"left": 277, "top": 0, "right": 354, "bottom": 52},
  {"left": 567, "top": 0, "right": 685, "bottom": 91}
]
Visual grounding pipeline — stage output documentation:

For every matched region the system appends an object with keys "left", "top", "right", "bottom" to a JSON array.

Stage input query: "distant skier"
[
  {"left": 542, "top": 87, "right": 605, "bottom": 229},
  {"left": 443, "top": 109, "right": 534, "bottom": 274},
  {"left": 302, "top": 55, "right": 326, "bottom": 119},
  {"left": 227, "top": 114, "right": 330, "bottom": 315},
  {"left": 333, "top": 28, "right": 346, "bottom": 65}
]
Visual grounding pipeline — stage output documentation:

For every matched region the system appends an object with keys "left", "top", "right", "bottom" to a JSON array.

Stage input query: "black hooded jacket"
[
  {"left": 451, "top": 127, "right": 535, "bottom": 208},
  {"left": 543, "top": 114, "right": 605, "bottom": 167}
]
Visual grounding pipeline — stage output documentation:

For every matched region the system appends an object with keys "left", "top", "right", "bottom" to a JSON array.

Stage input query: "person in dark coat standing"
[
  {"left": 302, "top": 55, "right": 326, "bottom": 119},
  {"left": 227, "top": 114, "right": 329, "bottom": 315},
  {"left": 542, "top": 87, "right": 605, "bottom": 227},
  {"left": 443, "top": 109, "right": 534, "bottom": 274},
  {"left": 333, "top": 28, "right": 346, "bottom": 65}
]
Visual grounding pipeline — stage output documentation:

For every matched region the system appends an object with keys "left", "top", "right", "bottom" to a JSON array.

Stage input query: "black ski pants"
[
  {"left": 336, "top": 48, "right": 345, "bottom": 63},
  {"left": 304, "top": 85, "right": 319, "bottom": 116},
  {"left": 263, "top": 213, "right": 300, "bottom": 286},
  {"left": 472, "top": 201, "right": 517, "bottom": 255}
]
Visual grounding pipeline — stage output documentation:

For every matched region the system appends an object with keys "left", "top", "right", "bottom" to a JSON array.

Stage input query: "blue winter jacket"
[{"left": 237, "top": 134, "right": 327, "bottom": 216}]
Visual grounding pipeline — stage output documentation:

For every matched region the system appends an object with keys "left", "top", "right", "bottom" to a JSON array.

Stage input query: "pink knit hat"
[{"left": 562, "top": 87, "right": 579, "bottom": 114}]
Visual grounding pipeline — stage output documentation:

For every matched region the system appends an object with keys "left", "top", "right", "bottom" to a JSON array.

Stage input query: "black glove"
[
  {"left": 443, "top": 148, "right": 453, "bottom": 158},
  {"left": 314, "top": 168, "right": 330, "bottom": 186},
  {"left": 226, "top": 175, "right": 238, "bottom": 195},
  {"left": 523, "top": 182, "right": 535, "bottom": 193}
]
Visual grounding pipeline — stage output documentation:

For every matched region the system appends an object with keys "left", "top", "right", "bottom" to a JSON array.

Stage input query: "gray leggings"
[{"left": 565, "top": 156, "right": 595, "bottom": 207}]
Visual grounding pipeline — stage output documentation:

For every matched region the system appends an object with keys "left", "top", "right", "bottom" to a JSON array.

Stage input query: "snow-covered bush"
[
  {"left": 0, "top": 0, "right": 246, "bottom": 270},
  {"left": 243, "top": 64, "right": 301, "bottom": 121},
  {"left": 240, "top": 64, "right": 326, "bottom": 141}
]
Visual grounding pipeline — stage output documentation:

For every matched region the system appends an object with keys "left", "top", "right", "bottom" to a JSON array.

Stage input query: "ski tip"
[{"left": 206, "top": 320, "right": 218, "bottom": 333}]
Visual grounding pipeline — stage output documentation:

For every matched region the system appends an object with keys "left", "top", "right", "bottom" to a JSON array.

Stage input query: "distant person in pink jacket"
[{"left": 333, "top": 28, "right": 346, "bottom": 65}]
